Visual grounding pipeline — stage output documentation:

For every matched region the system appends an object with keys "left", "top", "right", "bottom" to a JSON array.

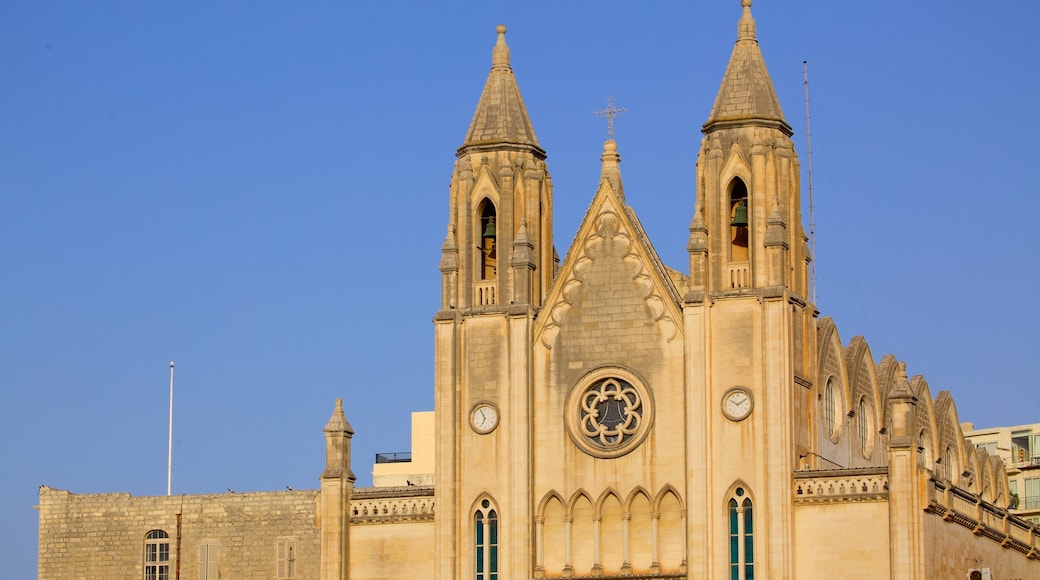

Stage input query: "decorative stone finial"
[
  {"left": 493, "top": 24, "right": 510, "bottom": 69},
  {"left": 738, "top": 0, "right": 756, "bottom": 41},
  {"left": 599, "top": 139, "right": 624, "bottom": 200},
  {"left": 324, "top": 397, "right": 353, "bottom": 434}
]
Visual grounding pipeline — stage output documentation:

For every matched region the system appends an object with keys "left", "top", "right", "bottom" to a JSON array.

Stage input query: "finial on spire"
[
  {"left": 492, "top": 24, "right": 510, "bottom": 69},
  {"left": 738, "top": 0, "right": 757, "bottom": 41},
  {"left": 594, "top": 97, "right": 627, "bottom": 139},
  {"left": 599, "top": 139, "right": 624, "bottom": 200}
]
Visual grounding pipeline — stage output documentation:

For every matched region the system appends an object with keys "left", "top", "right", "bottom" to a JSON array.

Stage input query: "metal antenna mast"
[
  {"left": 167, "top": 361, "right": 174, "bottom": 496},
  {"left": 802, "top": 61, "right": 817, "bottom": 304}
]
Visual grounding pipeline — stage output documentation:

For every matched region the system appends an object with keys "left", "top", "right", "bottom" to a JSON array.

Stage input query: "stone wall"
[{"left": 38, "top": 486, "right": 320, "bottom": 580}]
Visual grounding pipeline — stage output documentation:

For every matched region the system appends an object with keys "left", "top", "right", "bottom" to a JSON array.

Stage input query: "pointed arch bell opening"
[
  {"left": 475, "top": 199, "right": 498, "bottom": 306},
  {"left": 726, "top": 178, "right": 751, "bottom": 289},
  {"left": 728, "top": 179, "right": 750, "bottom": 262}
]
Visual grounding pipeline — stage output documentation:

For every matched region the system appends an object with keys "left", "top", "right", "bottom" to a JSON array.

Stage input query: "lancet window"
[
  {"left": 475, "top": 498, "right": 499, "bottom": 580},
  {"left": 477, "top": 201, "right": 497, "bottom": 280},
  {"left": 728, "top": 179, "right": 750, "bottom": 262},
  {"left": 727, "top": 487, "right": 754, "bottom": 580}
]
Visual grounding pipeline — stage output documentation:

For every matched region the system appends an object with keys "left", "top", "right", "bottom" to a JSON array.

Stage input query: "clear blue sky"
[{"left": 2, "top": 1, "right": 1037, "bottom": 576}]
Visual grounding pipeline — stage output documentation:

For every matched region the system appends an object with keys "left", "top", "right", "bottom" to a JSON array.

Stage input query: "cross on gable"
[{"left": 593, "top": 97, "right": 627, "bottom": 139}]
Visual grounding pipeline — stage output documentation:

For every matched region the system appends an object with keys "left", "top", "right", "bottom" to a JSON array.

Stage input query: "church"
[{"left": 37, "top": 2, "right": 1040, "bottom": 579}]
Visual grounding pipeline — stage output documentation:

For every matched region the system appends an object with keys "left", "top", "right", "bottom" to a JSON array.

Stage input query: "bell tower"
[
  {"left": 683, "top": 2, "right": 817, "bottom": 578},
  {"left": 688, "top": 0, "right": 810, "bottom": 297},
  {"left": 434, "top": 25, "right": 554, "bottom": 580},
  {"left": 438, "top": 24, "right": 555, "bottom": 313}
]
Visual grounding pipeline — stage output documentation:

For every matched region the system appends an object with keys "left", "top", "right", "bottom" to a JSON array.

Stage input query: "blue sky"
[{"left": 2, "top": 1, "right": 1038, "bottom": 576}]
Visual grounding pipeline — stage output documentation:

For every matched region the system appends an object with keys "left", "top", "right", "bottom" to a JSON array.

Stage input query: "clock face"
[
  {"left": 471, "top": 402, "right": 499, "bottom": 434},
  {"left": 723, "top": 388, "right": 753, "bottom": 421}
]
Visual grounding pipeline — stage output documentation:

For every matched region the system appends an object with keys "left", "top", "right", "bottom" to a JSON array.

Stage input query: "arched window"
[
  {"left": 944, "top": 446, "right": 954, "bottom": 481},
  {"left": 144, "top": 530, "right": 170, "bottom": 580},
  {"left": 824, "top": 379, "right": 837, "bottom": 440},
  {"left": 478, "top": 201, "right": 497, "bottom": 281},
  {"left": 727, "top": 487, "right": 754, "bottom": 580},
  {"left": 918, "top": 430, "right": 931, "bottom": 467},
  {"left": 475, "top": 499, "right": 499, "bottom": 580},
  {"left": 858, "top": 399, "right": 872, "bottom": 456},
  {"left": 729, "top": 179, "right": 749, "bottom": 262}
]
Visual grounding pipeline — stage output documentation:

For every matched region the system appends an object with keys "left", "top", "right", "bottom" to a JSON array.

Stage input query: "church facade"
[{"left": 38, "top": 2, "right": 1040, "bottom": 579}]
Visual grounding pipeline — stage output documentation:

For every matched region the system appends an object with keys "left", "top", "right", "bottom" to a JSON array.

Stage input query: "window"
[
  {"left": 728, "top": 179, "right": 749, "bottom": 262},
  {"left": 943, "top": 446, "right": 953, "bottom": 481},
  {"left": 475, "top": 499, "right": 498, "bottom": 580},
  {"left": 197, "top": 543, "right": 219, "bottom": 580},
  {"left": 1025, "top": 477, "right": 1040, "bottom": 510},
  {"left": 918, "top": 430, "right": 931, "bottom": 467},
  {"left": 276, "top": 539, "right": 296, "bottom": 579},
  {"left": 144, "top": 530, "right": 170, "bottom": 580},
  {"left": 478, "top": 201, "right": 497, "bottom": 280},
  {"left": 727, "top": 487, "right": 754, "bottom": 580},
  {"left": 858, "top": 399, "right": 871, "bottom": 455},
  {"left": 824, "top": 379, "right": 838, "bottom": 439}
]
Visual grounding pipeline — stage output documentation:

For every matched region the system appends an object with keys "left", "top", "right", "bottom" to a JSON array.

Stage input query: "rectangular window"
[
  {"left": 1012, "top": 430, "right": 1031, "bottom": 463},
  {"left": 197, "top": 543, "right": 219, "bottom": 580},
  {"left": 1024, "top": 477, "right": 1040, "bottom": 509},
  {"left": 276, "top": 539, "right": 296, "bottom": 579}
]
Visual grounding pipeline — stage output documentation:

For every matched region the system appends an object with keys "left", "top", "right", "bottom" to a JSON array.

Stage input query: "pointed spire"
[
  {"left": 459, "top": 25, "right": 545, "bottom": 157},
  {"left": 439, "top": 224, "right": 459, "bottom": 273},
  {"left": 599, "top": 139, "right": 624, "bottom": 200},
  {"left": 324, "top": 398, "right": 354, "bottom": 436},
  {"left": 704, "top": 0, "right": 791, "bottom": 135}
]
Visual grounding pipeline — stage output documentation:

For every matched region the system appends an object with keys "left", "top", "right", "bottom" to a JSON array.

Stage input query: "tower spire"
[
  {"left": 459, "top": 25, "right": 544, "bottom": 157},
  {"left": 704, "top": 0, "right": 790, "bottom": 135}
]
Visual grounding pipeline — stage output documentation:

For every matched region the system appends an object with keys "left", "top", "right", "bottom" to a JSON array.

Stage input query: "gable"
[{"left": 535, "top": 176, "right": 683, "bottom": 359}]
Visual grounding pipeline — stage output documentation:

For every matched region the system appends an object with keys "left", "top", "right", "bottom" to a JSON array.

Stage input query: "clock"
[
  {"left": 722, "top": 387, "right": 753, "bottom": 422},
  {"left": 470, "top": 402, "right": 499, "bottom": 434}
]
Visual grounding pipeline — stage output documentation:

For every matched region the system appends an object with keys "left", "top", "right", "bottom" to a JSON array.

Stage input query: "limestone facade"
[{"left": 37, "top": 2, "right": 1040, "bottom": 579}]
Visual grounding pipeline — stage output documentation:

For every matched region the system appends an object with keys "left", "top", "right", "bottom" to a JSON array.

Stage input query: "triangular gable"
[{"left": 535, "top": 174, "right": 683, "bottom": 350}]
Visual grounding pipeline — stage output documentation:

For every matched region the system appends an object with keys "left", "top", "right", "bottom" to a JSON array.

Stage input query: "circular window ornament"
[{"left": 565, "top": 367, "right": 653, "bottom": 459}]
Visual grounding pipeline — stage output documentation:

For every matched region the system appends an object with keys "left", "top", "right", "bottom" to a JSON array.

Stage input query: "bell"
[
  {"left": 483, "top": 217, "right": 497, "bottom": 239},
  {"left": 731, "top": 202, "right": 748, "bottom": 227}
]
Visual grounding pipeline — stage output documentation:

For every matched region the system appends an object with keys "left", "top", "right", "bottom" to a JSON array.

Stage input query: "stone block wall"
[{"left": 38, "top": 485, "right": 320, "bottom": 580}]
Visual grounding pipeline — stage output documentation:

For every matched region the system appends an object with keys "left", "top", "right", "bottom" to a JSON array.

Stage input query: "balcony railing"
[
  {"left": 475, "top": 280, "right": 497, "bottom": 306},
  {"left": 374, "top": 452, "right": 412, "bottom": 464},
  {"left": 727, "top": 263, "right": 750, "bottom": 289}
]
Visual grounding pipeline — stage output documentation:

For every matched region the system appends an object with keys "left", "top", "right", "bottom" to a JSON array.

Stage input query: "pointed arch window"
[
  {"left": 824, "top": 378, "right": 839, "bottom": 440},
  {"left": 727, "top": 488, "right": 754, "bottom": 580},
  {"left": 918, "top": 429, "right": 932, "bottom": 467},
  {"left": 858, "top": 398, "right": 873, "bottom": 457},
  {"left": 728, "top": 179, "right": 750, "bottom": 262},
  {"left": 144, "top": 530, "right": 170, "bottom": 580},
  {"left": 478, "top": 201, "right": 498, "bottom": 281},
  {"left": 475, "top": 499, "right": 499, "bottom": 580}
]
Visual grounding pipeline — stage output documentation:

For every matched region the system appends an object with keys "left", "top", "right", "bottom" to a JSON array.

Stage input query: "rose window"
[{"left": 578, "top": 378, "right": 644, "bottom": 449}]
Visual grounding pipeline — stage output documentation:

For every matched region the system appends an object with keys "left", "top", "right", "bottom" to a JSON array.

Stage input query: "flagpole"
[{"left": 167, "top": 361, "right": 174, "bottom": 496}]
